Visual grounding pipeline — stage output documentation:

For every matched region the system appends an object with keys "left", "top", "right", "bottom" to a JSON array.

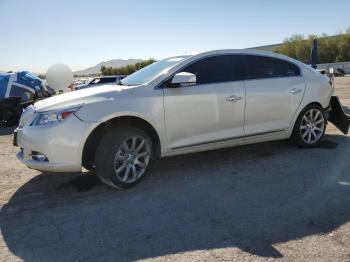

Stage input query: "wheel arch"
[
  {"left": 299, "top": 101, "right": 327, "bottom": 124},
  {"left": 288, "top": 101, "right": 326, "bottom": 136},
  {"left": 289, "top": 101, "right": 327, "bottom": 147},
  {"left": 82, "top": 115, "right": 161, "bottom": 170},
  {"left": 304, "top": 101, "right": 323, "bottom": 109}
]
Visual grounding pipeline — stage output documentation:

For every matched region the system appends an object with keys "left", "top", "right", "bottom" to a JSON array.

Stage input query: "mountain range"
[
  {"left": 1, "top": 59, "right": 142, "bottom": 75},
  {"left": 74, "top": 59, "right": 142, "bottom": 75}
]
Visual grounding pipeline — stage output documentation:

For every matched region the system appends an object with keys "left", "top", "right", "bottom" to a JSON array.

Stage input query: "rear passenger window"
[
  {"left": 182, "top": 55, "right": 245, "bottom": 85},
  {"left": 246, "top": 55, "right": 300, "bottom": 80}
]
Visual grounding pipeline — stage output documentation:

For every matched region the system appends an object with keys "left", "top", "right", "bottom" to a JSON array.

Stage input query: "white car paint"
[
  {"left": 163, "top": 79, "right": 246, "bottom": 150},
  {"left": 16, "top": 49, "right": 332, "bottom": 172},
  {"left": 244, "top": 77, "right": 306, "bottom": 135}
]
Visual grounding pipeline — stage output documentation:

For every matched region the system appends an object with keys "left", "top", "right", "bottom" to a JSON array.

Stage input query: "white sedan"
[{"left": 14, "top": 49, "right": 349, "bottom": 189}]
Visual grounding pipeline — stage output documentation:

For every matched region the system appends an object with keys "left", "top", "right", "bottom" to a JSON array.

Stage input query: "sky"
[{"left": 1, "top": 0, "right": 349, "bottom": 73}]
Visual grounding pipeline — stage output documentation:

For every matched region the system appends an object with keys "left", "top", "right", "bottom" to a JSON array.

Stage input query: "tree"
[
  {"left": 100, "top": 59, "right": 156, "bottom": 76},
  {"left": 274, "top": 31, "right": 350, "bottom": 64},
  {"left": 336, "top": 33, "right": 350, "bottom": 62}
]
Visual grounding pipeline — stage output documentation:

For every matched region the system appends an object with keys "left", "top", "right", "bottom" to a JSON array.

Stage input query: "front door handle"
[
  {"left": 289, "top": 88, "right": 302, "bottom": 95},
  {"left": 226, "top": 95, "right": 242, "bottom": 102}
]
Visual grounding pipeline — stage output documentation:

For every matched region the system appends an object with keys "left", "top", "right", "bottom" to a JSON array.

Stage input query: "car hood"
[{"left": 34, "top": 84, "right": 137, "bottom": 112}]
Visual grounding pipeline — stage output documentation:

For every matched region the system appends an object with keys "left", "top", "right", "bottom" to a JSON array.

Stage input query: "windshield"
[
  {"left": 121, "top": 56, "right": 190, "bottom": 86},
  {"left": 0, "top": 74, "right": 10, "bottom": 99}
]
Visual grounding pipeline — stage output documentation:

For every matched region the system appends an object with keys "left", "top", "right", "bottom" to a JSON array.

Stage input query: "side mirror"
[{"left": 167, "top": 72, "right": 196, "bottom": 88}]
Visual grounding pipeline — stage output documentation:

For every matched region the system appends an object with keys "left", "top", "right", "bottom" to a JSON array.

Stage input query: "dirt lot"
[{"left": 1, "top": 77, "right": 350, "bottom": 262}]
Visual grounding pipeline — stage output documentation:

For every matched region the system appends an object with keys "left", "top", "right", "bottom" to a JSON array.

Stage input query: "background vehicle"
[
  {"left": 74, "top": 75, "right": 126, "bottom": 90},
  {"left": 14, "top": 50, "right": 349, "bottom": 189},
  {"left": 0, "top": 71, "right": 55, "bottom": 127},
  {"left": 317, "top": 69, "right": 327, "bottom": 75},
  {"left": 334, "top": 68, "right": 345, "bottom": 77}
]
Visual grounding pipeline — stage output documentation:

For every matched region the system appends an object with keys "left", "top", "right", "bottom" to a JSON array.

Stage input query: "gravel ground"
[{"left": 0, "top": 77, "right": 350, "bottom": 262}]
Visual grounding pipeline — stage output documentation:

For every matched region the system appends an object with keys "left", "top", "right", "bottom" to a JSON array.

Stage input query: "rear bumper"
[{"left": 327, "top": 96, "right": 350, "bottom": 134}]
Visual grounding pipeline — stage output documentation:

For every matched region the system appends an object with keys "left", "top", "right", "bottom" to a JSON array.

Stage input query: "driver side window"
[{"left": 181, "top": 55, "right": 245, "bottom": 85}]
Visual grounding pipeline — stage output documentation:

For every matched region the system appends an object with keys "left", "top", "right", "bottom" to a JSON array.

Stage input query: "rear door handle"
[
  {"left": 289, "top": 88, "right": 302, "bottom": 95},
  {"left": 226, "top": 95, "right": 242, "bottom": 102}
]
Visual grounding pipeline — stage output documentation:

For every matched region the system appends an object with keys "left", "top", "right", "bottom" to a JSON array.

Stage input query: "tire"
[
  {"left": 290, "top": 104, "right": 326, "bottom": 147},
  {"left": 95, "top": 126, "right": 153, "bottom": 189},
  {"left": 0, "top": 103, "right": 20, "bottom": 127}
]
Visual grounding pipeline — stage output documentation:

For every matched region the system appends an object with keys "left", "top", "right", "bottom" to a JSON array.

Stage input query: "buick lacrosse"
[{"left": 14, "top": 50, "right": 349, "bottom": 188}]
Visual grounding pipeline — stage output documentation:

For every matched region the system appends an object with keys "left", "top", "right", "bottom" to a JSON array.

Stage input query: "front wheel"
[
  {"left": 290, "top": 104, "right": 326, "bottom": 147},
  {"left": 95, "top": 126, "right": 153, "bottom": 189}
]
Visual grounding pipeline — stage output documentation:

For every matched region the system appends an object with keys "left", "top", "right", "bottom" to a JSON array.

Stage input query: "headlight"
[{"left": 31, "top": 105, "right": 83, "bottom": 126}]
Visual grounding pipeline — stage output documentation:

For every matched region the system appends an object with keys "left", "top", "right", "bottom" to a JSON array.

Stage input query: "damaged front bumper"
[{"left": 327, "top": 96, "right": 350, "bottom": 134}]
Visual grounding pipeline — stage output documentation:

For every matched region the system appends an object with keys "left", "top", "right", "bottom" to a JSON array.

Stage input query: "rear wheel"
[
  {"left": 290, "top": 104, "right": 326, "bottom": 147},
  {"left": 0, "top": 104, "right": 20, "bottom": 127},
  {"left": 95, "top": 126, "right": 152, "bottom": 189}
]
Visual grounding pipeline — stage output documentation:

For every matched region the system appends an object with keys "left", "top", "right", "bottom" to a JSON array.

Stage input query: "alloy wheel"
[
  {"left": 300, "top": 108, "right": 325, "bottom": 144},
  {"left": 113, "top": 135, "right": 151, "bottom": 183}
]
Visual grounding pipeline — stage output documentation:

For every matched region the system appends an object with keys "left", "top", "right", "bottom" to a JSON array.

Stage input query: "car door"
[
  {"left": 163, "top": 54, "right": 246, "bottom": 150},
  {"left": 244, "top": 55, "right": 305, "bottom": 136}
]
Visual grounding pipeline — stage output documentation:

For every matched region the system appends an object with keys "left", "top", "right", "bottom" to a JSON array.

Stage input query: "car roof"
[
  {"left": 187, "top": 49, "right": 299, "bottom": 63},
  {"left": 171, "top": 49, "right": 309, "bottom": 73}
]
